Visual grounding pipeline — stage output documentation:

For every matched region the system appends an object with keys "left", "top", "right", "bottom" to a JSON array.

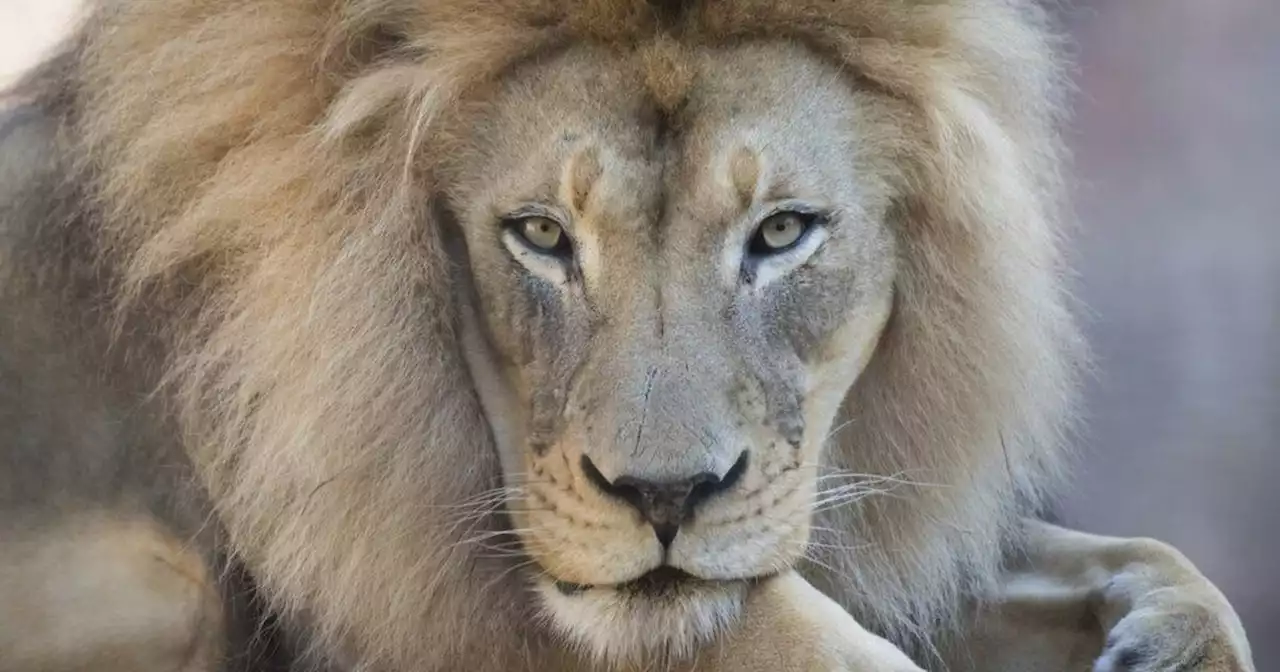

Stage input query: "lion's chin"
[{"left": 536, "top": 568, "right": 750, "bottom": 665}]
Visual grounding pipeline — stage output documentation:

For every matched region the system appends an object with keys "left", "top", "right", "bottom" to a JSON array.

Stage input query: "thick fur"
[{"left": 2, "top": 0, "right": 1082, "bottom": 670}]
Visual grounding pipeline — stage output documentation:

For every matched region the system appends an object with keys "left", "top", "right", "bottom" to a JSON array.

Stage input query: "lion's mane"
[{"left": 29, "top": 0, "right": 1080, "bottom": 667}]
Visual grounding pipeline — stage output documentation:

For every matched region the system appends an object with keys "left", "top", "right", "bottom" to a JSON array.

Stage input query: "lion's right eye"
[
  {"left": 748, "top": 211, "right": 818, "bottom": 256},
  {"left": 510, "top": 216, "right": 573, "bottom": 257}
]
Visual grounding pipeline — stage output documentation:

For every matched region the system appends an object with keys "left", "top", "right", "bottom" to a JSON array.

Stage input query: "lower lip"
[{"left": 555, "top": 565, "right": 701, "bottom": 597}]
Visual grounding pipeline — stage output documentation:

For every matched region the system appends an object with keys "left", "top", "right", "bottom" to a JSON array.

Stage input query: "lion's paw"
[
  {"left": 1095, "top": 599, "right": 1251, "bottom": 672},
  {"left": 1091, "top": 539, "right": 1254, "bottom": 672}
]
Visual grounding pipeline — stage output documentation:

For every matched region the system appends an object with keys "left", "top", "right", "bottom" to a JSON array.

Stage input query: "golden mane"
[{"left": 43, "top": 0, "right": 1080, "bottom": 666}]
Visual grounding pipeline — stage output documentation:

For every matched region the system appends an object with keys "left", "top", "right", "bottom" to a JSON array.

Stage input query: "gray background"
[
  {"left": 1, "top": 0, "right": 1276, "bottom": 664},
  {"left": 1058, "top": 0, "right": 1278, "bottom": 663}
]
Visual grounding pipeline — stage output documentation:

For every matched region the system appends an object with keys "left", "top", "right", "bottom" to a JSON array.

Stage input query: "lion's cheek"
[{"left": 799, "top": 289, "right": 895, "bottom": 442}]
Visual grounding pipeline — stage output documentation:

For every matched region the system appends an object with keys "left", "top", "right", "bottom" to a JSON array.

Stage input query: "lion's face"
[{"left": 445, "top": 41, "right": 896, "bottom": 660}]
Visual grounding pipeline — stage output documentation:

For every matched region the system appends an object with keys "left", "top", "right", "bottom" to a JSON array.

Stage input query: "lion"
[{"left": 0, "top": 0, "right": 1255, "bottom": 671}]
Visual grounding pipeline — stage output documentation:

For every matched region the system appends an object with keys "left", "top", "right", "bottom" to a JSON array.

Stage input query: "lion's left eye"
[
  {"left": 511, "top": 216, "right": 572, "bottom": 256},
  {"left": 748, "top": 211, "right": 816, "bottom": 255}
]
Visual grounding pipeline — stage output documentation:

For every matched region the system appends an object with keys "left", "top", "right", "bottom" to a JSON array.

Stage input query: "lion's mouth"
[
  {"left": 554, "top": 565, "right": 776, "bottom": 599},
  {"left": 554, "top": 565, "right": 704, "bottom": 598}
]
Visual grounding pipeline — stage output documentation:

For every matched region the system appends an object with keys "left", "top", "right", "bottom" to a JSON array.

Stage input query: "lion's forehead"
[{"left": 451, "top": 41, "right": 866, "bottom": 229}]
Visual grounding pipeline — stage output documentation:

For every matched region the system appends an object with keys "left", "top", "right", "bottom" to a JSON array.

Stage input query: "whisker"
[{"left": 810, "top": 489, "right": 908, "bottom": 514}]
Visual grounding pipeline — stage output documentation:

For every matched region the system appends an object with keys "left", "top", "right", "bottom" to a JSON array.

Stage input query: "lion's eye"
[
  {"left": 513, "top": 216, "right": 571, "bottom": 255},
  {"left": 749, "top": 211, "right": 814, "bottom": 255}
]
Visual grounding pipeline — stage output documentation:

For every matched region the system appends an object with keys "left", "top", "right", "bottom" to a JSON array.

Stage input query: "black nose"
[{"left": 581, "top": 452, "right": 748, "bottom": 548}]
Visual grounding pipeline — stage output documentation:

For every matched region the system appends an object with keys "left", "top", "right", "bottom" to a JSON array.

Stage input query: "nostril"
[
  {"left": 687, "top": 451, "right": 748, "bottom": 511},
  {"left": 683, "top": 471, "right": 720, "bottom": 514},
  {"left": 722, "top": 450, "right": 749, "bottom": 490},
  {"left": 608, "top": 480, "right": 650, "bottom": 519},
  {"left": 581, "top": 455, "right": 653, "bottom": 513},
  {"left": 580, "top": 455, "right": 614, "bottom": 496}
]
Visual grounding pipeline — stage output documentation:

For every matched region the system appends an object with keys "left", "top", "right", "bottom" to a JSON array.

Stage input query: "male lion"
[{"left": 0, "top": 0, "right": 1256, "bottom": 671}]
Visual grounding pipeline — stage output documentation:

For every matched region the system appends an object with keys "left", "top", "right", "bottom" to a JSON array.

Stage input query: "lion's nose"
[{"left": 580, "top": 452, "right": 748, "bottom": 548}]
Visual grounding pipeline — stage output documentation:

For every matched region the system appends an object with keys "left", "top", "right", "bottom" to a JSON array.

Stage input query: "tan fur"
[
  {"left": 0, "top": 0, "right": 1255, "bottom": 671},
  {"left": 0, "top": 516, "right": 221, "bottom": 672}
]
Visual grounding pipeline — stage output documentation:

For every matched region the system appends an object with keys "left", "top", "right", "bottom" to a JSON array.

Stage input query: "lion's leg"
[
  {"left": 694, "top": 572, "right": 922, "bottom": 672},
  {"left": 0, "top": 513, "right": 225, "bottom": 672},
  {"left": 955, "top": 518, "right": 1253, "bottom": 672}
]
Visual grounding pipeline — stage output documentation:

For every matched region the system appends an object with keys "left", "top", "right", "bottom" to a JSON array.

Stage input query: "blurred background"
[
  {"left": 1056, "top": 0, "right": 1279, "bottom": 663},
  {"left": 2, "top": 0, "right": 1276, "bottom": 664}
]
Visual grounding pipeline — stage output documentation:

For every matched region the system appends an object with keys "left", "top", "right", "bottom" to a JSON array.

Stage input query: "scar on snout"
[
  {"left": 562, "top": 145, "right": 602, "bottom": 216},
  {"left": 729, "top": 146, "right": 760, "bottom": 207}
]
